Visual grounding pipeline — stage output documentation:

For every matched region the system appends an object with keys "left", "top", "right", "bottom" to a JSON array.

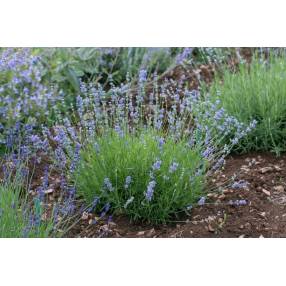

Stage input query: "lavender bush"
[{"left": 53, "top": 77, "right": 256, "bottom": 223}]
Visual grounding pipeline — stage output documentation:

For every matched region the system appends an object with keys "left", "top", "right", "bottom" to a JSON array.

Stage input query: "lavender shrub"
[{"left": 54, "top": 77, "right": 256, "bottom": 223}]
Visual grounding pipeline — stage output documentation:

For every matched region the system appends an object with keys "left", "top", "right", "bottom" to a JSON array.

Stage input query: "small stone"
[
  {"left": 239, "top": 234, "right": 245, "bottom": 238},
  {"left": 208, "top": 225, "right": 215, "bottom": 232},
  {"left": 259, "top": 235, "right": 264, "bottom": 238},
  {"left": 260, "top": 167, "right": 273, "bottom": 174},
  {"left": 273, "top": 185, "right": 285, "bottom": 192}
]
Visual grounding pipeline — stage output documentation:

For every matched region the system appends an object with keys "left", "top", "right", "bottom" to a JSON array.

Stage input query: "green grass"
[
  {"left": 74, "top": 129, "right": 208, "bottom": 224},
  {"left": 208, "top": 53, "right": 286, "bottom": 154}
]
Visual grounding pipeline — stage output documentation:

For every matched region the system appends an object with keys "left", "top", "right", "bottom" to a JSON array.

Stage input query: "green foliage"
[
  {"left": 74, "top": 130, "right": 207, "bottom": 224},
  {"left": 209, "top": 54, "right": 286, "bottom": 154},
  {"left": 40, "top": 48, "right": 178, "bottom": 93}
]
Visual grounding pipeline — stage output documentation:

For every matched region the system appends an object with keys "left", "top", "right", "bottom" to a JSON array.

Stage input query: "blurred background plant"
[
  {"left": 39, "top": 48, "right": 181, "bottom": 93},
  {"left": 208, "top": 52, "right": 286, "bottom": 155}
]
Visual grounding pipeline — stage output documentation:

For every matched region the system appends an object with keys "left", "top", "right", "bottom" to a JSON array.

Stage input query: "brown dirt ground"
[{"left": 69, "top": 152, "right": 286, "bottom": 238}]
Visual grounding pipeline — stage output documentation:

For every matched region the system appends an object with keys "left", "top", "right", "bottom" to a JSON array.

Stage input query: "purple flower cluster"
[
  {"left": 145, "top": 180, "right": 156, "bottom": 202},
  {"left": 231, "top": 180, "right": 249, "bottom": 190},
  {"left": 229, "top": 199, "right": 247, "bottom": 206}
]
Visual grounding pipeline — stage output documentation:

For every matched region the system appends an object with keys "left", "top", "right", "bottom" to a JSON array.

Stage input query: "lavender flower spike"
[{"left": 145, "top": 180, "right": 156, "bottom": 202}]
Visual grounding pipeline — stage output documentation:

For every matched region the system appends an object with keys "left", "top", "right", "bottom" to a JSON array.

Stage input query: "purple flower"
[
  {"left": 114, "top": 125, "right": 124, "bottom": 138},
  {"left": 152, "top": 160, "right": 162, "bottom": 171},
  {"left": 229, "top": 199, "right": 247, "bottom": 206},
  {"left": 158, "top": 137, "right": 165, "bottom": 149},
  {"left": 139, "top": 69, "right": 147, "bottom": 83},
  {"left": 70, "top": 142, "right": 81, "bottom": 173},
  {"left": 176, "top": 48, "right": 193, "bottom": 64},
  {"left": 88, "top": 197, "right": 100, "bottom": 212},
  {"left": 169, "top": 162, "right": 179, "bottom": 173},
  {"left": 54, "top": 147, "right": 67, "bottom": 169},
  {"left": 231, "top": 180, "right": 248, "bottom": 190},
  {"left": 124, "top": 176, "right": 132, "bottom": 189},
  {"left": 145, "top": 180, "right": 156, "bottom": 202},
  {"left": 104, "top": 178, "right": 114, "bottom": 192}
]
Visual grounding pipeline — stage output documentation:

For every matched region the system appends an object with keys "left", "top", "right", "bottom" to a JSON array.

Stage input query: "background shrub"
[{"left": 209, "top": 53, "right": 286, "bottom": 154}]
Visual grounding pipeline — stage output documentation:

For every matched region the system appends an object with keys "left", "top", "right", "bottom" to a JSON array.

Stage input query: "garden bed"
[
  {"left": 66, "top": 153, "right": 286, "bottom": 238},
  {"left": 1, "top": 47, "right": 286, "bottom": 238}
]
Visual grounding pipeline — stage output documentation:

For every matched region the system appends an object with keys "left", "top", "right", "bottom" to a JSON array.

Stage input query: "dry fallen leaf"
[
  {"left": 137, "top": 231, "right": 145, "bottom": 236},
  {"left": 261, "top": 188, "right": 271, "bottom": 196},
  {"left": 260, "top": 167, "right": 273, "bottom": 174},
  {"left": 273, "top": 185, "right": 285, "bottom": 192}
]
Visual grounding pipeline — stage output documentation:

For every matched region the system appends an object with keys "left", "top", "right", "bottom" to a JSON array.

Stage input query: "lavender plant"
[{"left": 62, "top": 78, "right": 255, "bottom": 223}]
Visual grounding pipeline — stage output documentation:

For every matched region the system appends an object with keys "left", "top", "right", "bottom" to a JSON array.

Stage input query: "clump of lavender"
[{"left": 63, "top": 74, "right": 256, "bottom": 223}]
